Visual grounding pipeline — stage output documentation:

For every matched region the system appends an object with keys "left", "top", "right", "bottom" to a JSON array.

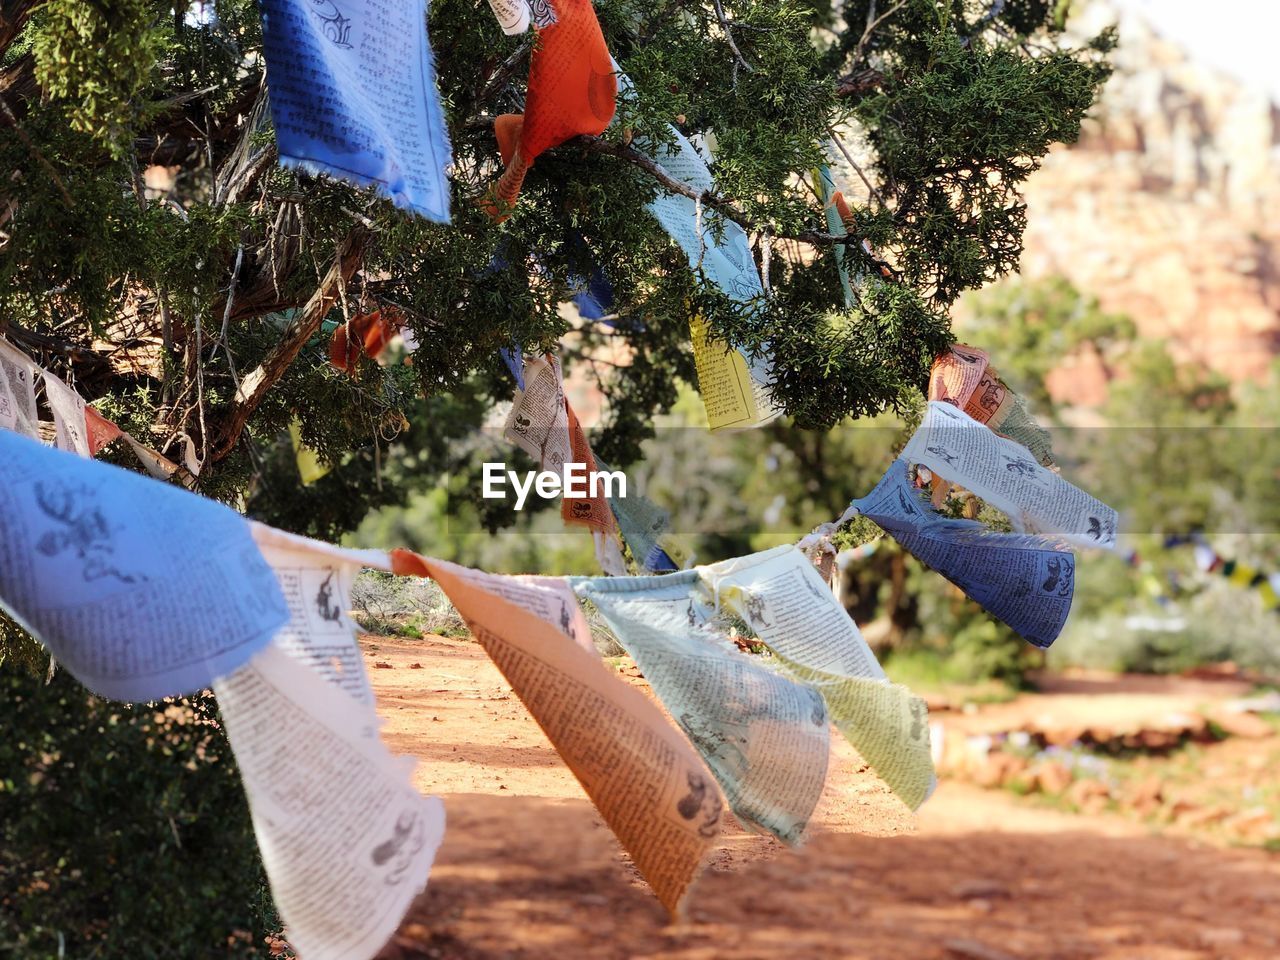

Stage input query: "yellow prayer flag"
[
  {"left": 289, "top": 419, "right": 331, "bottom": 486},
  {"left": 688, "top": 310, "right": 775, "bottom": 431}
]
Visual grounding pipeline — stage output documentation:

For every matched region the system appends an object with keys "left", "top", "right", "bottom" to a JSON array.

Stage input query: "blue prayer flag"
[{"left": 260, "top": 0, "right": 452, "bottom": 222}]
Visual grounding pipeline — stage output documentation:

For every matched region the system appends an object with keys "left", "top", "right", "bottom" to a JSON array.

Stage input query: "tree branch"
[
  {"left": 211, "top": 226, "right": 371, "bottom": 461},
  {"left": 0, "top": 318, "right": 109, "bottom": 370},
  {"left": 566, "top": 135, "right": 899, "bottom": 276},
  {"left": 834, "top": 67, "right": 884, "bottom": 99}
]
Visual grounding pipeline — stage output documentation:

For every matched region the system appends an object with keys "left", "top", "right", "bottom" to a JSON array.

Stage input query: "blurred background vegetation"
[{"left": 349, "top": 273, "right": 1280, "bottom": 691}]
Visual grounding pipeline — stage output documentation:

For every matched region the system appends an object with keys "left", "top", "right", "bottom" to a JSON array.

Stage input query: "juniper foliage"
[{"left": 0, "top": 0, "right": 1112, "bottom": 539}]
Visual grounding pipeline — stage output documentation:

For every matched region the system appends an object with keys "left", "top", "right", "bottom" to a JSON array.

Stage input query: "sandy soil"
[{"left": 362, "top": 635, "right": 1280, "bottom": 960}]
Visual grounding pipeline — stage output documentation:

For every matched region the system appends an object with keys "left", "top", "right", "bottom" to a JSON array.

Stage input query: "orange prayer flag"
[
  {"left": 561, "top": 401, "right": 615, "bottom": 533},
  {"left": 84, "top": 405, "right": 123, "bottom": 456},
  {"left": 328, "top": 309, "right": 401, "bottom": 373},
  {"left": 928, "top": 343, "right": 990, "bottom": 409},
  {"left": 485, "top": 0, "right": 617, "bottom": 220}
]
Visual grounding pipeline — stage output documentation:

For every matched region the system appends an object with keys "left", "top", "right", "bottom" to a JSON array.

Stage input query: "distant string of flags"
[{"left": 1153, "top": 533, "right": 1280, "bottom": 613}]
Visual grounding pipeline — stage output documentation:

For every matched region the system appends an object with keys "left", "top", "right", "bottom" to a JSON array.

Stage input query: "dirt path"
[
  {"left": 935, "top": 670, "right": 1256, "bottom": 740},
  {"left": 364, "top": 635, "right": 1280, "bottom": 960}
]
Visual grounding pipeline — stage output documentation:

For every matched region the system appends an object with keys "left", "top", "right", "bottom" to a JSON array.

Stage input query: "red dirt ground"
[{"left": 362, "top": 634, "right": 1280, "bottom": 960}]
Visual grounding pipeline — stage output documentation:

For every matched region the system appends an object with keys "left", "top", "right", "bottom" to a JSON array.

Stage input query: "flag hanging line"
[
  {"left": 1, "top": 428, "right": 940, "bottom": 950},
  {"left": 1159, "top": 533, "right": 1280, "bottom": 614},
  {"left": 496, "top": 345, "right": 691, "bottom": 574},
  {"left": 0, "top": 336, "right": 200, "bottom": 483},
  {"left": 613, "top": 68, "right": 781, "bottom": 431}
]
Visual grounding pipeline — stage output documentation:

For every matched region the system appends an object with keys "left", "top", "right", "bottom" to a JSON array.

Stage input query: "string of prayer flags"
[
  {"left": 624, "top": 99, "right": 778, "bottom": 429},
  {"left": 390, "top": 552, "right": 722, "bottom": 917},
  {"left": 851, "top": 459, "right": 1077, "bottom": 649},
  {"left": 213, "top": 528, "right": 443, "bottom": 960},
  {"left": 41, "top": 367, "right": 92, "bottom": 457},
  {"left": 259, "top": 0, "right": 452, "bottom": 223},
  {"left": 498, "top": 352, "right": 629, "bottom": 571},
  {"left": 0, "top": 431, "right": 289, "bottom": 700},
  {"left": 484, "top": 0, "right": 617, "bottom": 220},
  {"left": 929, "top": 344, "right": 1055, "bottom": 467},
  {"left": 1, "top": 335, "right": 202, "bottom": 479},
  {"left": 1163, "top": 534, "right": 1280, "bottom": 613},
  {"left": 576, "top": 571, "right": 831, "bottom": 846},
  {"left": 0, "top": 337, "right": 41, "bottom": 440},
  {"left": 485, "top": 0, "right": 531, "bottom": 34},
  {"left": 699, "top": 546, "right": 935, "bottom": 809},
  {"left": 904, "top": 401, "right": 1117, "bottom": 550},
  {"left": 605, "top": 70, "right": 776, "bottom": 429}
]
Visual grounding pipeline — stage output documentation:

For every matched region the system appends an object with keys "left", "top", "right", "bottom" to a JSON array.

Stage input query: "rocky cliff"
[{"left": 1016, "top": 3, "right": 1280, "bottom": 396}]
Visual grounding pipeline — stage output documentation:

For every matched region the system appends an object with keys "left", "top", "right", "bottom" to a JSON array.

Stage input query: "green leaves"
[
  {"left": 852, "top": 7, "right": 1112, "bottom": 305},
  {"left": 0, "top": 663, "right": 277, "bottom": 958},
  {"left": 0, "top": 0, "right": 1113, "bottom": 536},
  {"left": 30, "top": 0, "right": 169, "bottom": 154}
]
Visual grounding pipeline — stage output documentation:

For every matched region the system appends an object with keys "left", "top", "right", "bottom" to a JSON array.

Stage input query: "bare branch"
[
  {"left": 834, "top": 67, "right": 884, "bottom": 99},
  {"left": 826, "top": 125, "right": 885, "bottom": 206},
  {"left": 853, "top": 1, "right": 905, "bottom": 64},
  {"left": 709, "top": 0, "right": 755, "bottom": 82},
  {"left": 211, "top": 226, "right": 371, "bottom": 461}
]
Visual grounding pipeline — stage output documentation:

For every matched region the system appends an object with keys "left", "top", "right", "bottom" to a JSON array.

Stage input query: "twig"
[
  {"left": 158, "top": 290, "right": 175, "bottom": 407},
  {"left": 709, "top": 0, "right": 755, "bottom": 82},
  {"left": 476, "top": 39, "right": 534, "bottom": 107},
  {"left": 826, "top": 125, "right": 885, "bottom": 206},
  {"left": 0, "top": 319, "right": 106, "bottom": 367},
  {"left": 961, "top": 0, "right": 1006, "bottom": 49},
  {"left": 212, "top": 226, "right": 371, "bottom": 460},
  {"left": 853, "top": 1, "right": 905, "bottom": 64},
  {"left": 759, "top": 228, "right": 772, "bottom": 294},
  {"left": 194, "top": 302, "right": 209, "bottom": 470},
  {"left": 834, "top": 67, "right": 884, "bottom": 99},
  {"left": 214, "top": 244, "right": 244, "bottom": 387}
]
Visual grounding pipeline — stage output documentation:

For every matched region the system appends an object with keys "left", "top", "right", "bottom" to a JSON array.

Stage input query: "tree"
[
  {"left": 0, "top": 0, "right": 1112, "bottom": 544},
  {"left": 0, "top": 8, "right": 1116, "bottom": 946},
  {"left": 957, "top": 275, "right": 1135, "bottom": 416}
]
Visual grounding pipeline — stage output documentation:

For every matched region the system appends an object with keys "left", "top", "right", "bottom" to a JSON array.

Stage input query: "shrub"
[{"left": 0, "top": 651, "right": 278, "bottom": 958}]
